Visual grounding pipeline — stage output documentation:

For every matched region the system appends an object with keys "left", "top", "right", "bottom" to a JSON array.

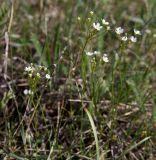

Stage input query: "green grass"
[{"left": 0, "top": 0, "right": 156, "bottom": 159}]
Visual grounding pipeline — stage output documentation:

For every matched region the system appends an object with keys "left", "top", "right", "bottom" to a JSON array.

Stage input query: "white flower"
[
  {"left": 43, "top": 67, "right": 48, "bottom": 71},
  {"left": 88, "top": 18, "right": 91, "bottom": 22},
  {"left": 93, "top": 22, "right": 103, "bottom": 31},
  {"left": 86, "top": 51, "right": 94, "bottom": 56},
  {"left": 153, "top": 34, "right": 156, "bottom": 38},
  {"left": 94, "top": 51, "right": 100, "bottom": 55},
  {"left": 121, "top": 36, "right": 128, "bottom": 41},
  {"left": 77, "top": 17, "right": 81, "bottom": 21},
  {"left": 45, "top": 74, "right": 51, "bottom": 80},
  {"left": 106, "top": 26, "right": 111, "bottom": 30},
  {"left": 102, "top": 54, "right": 109, "bottom": 62},
  {"left": 134, "top": 29, "right": 141, "bottom": 35},
  {"left": 102, "top": 19, "right": 109, "bottom": 25},
  {"left": 24, "top": 89, "right": 29, "bottom": 95},
  {"left": 36, "top": 73, "right": 40, "bottom": 78},
  {"left": 28, "top": 90, "right": 34, "bottom": 95},
  {"left": 115, "top": 27, "right": 124, "bottom": 34},
  {"left": 24, "top": 89, "right": 33, "bottom": 95},
  {"left": 145, "top": 29, "right": 151, "bottom": 34},
  {"left": 25, "top": 66, "right": 32, "bottom": 72},
  {"left": 28, "top": 73, "right": 32, "bottom": 78},
  {"left": 39, "top": 65, "right": 42, "bottom": 68},
  {"left": 90, "top": 11, "right": 94, "bottom": 15},
  {"left": 130, "top": 36, "right": 137, "bottom": 42}
]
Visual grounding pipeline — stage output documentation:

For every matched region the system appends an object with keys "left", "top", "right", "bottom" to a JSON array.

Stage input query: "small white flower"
[
  {"left": 134, "top": 29, "right": 141, "bottom": 35},
  {"left": 24, "top": 89, "right": 33, "bottom": 95},
  {"left": 43, "top": 67, "right": 48, "bottom": 71},
  {"left": 24, "top": 89, "right": 29, "bottom": 95},
  {"left": 94, "top": 51, "right": 100, "bottom": 55},
  {"left": 28, "top": 90, "right": 34, "bottom": 95},
  {"left": 121, "top": 36, "right": 128, "bottom": 41},
  {"left": 88, "top": 18, "right": 91, "bottom": 22},
  {"left": 102, "top": 19, "right": 109, "bottom": 25},
  {"left": 28, "top": 73, "right": 32, "bottom": 78},
  {"left": 145, "top": 29, "right": 151, "bottom": 34},
  {"left": 25, "top": 66, "right": 32, "bottom": 72},
  {"left": 102, "top": 54, "right": 109, "bottom": 62},
  {"left": 86, "top": 51, "right": 94, "bottom": 56},
  {"left": 153, "top": 34, "right": 156, "bottom": 38},
  {"left": 90, "top": 11, "right": 94, "bottom": 15},
  {"left": 36, "top": 73, "right": 40, "bottom": 77},
  {"left": 45, "top": 74, "right": 51, "bottom": 80},
  {"left": 130, "top": 36, "right": 137, "bottom": 42},
  {"left": 93, "top": 22, "right": 103, "bottom": 31},
  {"left": 39, "top": 65, "right": 43, "bottom": 70},
  {"left": 24, "top": 67, "right": 28, "bottom": 71},
  {"left": 77, "top": 17, "right": 81, "bottom": 21},
  {"left": 106, "top": 26, "right": 111, "bottom": 30},
  {"left": 115, "top": 27, "right": 124, "bottom": 34}
]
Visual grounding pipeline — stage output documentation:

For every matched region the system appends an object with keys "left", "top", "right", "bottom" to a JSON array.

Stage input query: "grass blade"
[
  {"left": 118, "top": 136, "right": 151, "bottom": 159},
  {"left": 84, "top": 107, "right": 100, "bottom": 160}
]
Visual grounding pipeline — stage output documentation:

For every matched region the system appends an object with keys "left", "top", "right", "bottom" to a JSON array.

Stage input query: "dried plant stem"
[
  {"left": 4, "top": 32, "right": 9, "bottom": 79},
  {"left": 4, "top": 0, "right": 14, "bottom": 79},
  {"left": 47, "top": 103, "right": 61, "bottom": 160}
]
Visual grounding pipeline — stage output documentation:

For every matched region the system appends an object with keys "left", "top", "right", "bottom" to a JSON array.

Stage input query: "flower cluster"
[
  {"left": 23, "top": 89, "right": 34, "bottom": 95},
  {"left": 86, "top": 51, "right": 100, "bottom": 56},
  {"left": 115, "top": 27, "right": 140, "bottom": 43},
  {"left": 24, "top": 63, "right": 51, "bottom": 80},
  {"left": 117, "top": 28, "right": 141, "bottom": 43},
  {"left": 86, "top": 51, "right": 109, "bottom": 63},
  {"left": 90, "top": 13, "right": 141, "bottom": 43},
  {"left": 24, "top": 63, "right": 51, "bottom": 95},
  {"left": 79, "top": 11, "right": 146, "bottom": 76},
  {"left": 93, "top": 18, "right": 110, "bottom": 31}
]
